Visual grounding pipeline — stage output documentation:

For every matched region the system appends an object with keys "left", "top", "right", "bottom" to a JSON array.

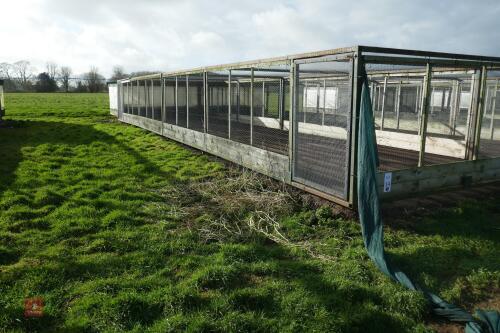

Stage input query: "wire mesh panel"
[
  {"left": 116, "top": 83, "right": 122, "bottom": 118},
  {"left": 423, "top": 68, "right": 477, "bottom": 166},
  {"left": 207, "top": 71, "right": 229, "bottom": 138},
  {"left": 177, "top": 76, "right": 187, "bottom": 128},
  {"left": 479, "top": 70, "right": 500, "bottom": 158},
  {"left": 398, "top": 85, "right": 422, "bottom": 132},
  {"left": 138, "top": 80, "right": 147, "bottom": 117},
  {"left": 152, "top": 79, "right": 162, "bottom": 121},
  {"left": 251, "top": 64, "right": 290, "bottom": 155},
  {"left": 187, "top": 73, "right": 205, "bottom": 132},
  {"left": 229, "top": 70, "right": 252, "bottom": 145},
  {"left": 284, "top": 80, "right": 291, "bottom": 123},
  {"left": 163, "top": 77, "right": 176, "bottom": 125},
  {"left": 132, "top": 82, "right": 139, "bottom": 116},
  {"left": 123, "top": 83, "right": 130, "bottom": 114},
  {"left": 163, "top": 77, "right": 176, "bottom": 124},
  {"left": 293, "top": 57, "right": 352, "bottom": 198},
  {"left": 365, "top": 63, "right": 426, "bottom": 171},
  {"left": 144, "top": 80, "right": 151, "bottom": 119}
]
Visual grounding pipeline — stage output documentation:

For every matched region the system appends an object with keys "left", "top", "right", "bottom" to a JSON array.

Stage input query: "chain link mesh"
[{"left": 207, "top": 71, "right": 229, "bottom": 138}]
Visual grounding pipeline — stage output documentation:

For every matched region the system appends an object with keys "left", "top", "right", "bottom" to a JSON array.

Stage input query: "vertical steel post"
[
  {"left": 250, "top": 68, "right": 254, "bottom": 146},
  {"left": 136, "top": 80, "right": 140, "bottom": 116},
  {"left": 316, "top": 82, "right": 320, "bottom": 117},
  {"left": 304, "top": 81, "right": 308, "bottom": 123},
  {"left": 464, "top": 73, "right": 477, "bottom": 159},
  {"left": 349, "top": 48, "right": 362, "bottom": 209},
  {"left": 228, "top": 70, "right": 232, "bottom": 140},
  {"left": 151, "top": 79, "right": 154, "bottom": 119},
  {"left": 161, "top": 75, "right": 165, "bottom": 125},
  {"left": 381, "top": 76, "right": 387, "bottom": 130},
  {"left": 289, "top": 62, "right": 298, "bottom": 182},
  {"left": 175, "top": 76, "right": 178, "bottom": 126},
  {"left": 279, "top": 78, "right": 284, "bottom": 130},
  {"left": 418, "top": 64, "right": 432, "bottom": 167},
  {"left": 204, "top": 71, "right": 208, "bottom": 133},
  {"left": 377, "top": 85, "right": 382, "bottom": 112},
  {"left": 430, "top": 87, "right": 435, "bottom": 115},
  {"left": 395, "top": 82, "right": 401, "bottom": 129},
  {"left": 490, "top": 79, "right": 499, "bottom": 140},
  {"left": 262, "top": 81, "right": 265, "bottom": 116},
  {"left": 446, "top": 87, "right": 452, "bottom": 132},
  {"left": 322, "top": 79, "right": 326, "bottom": 126},
  {"left": 472, "top": 66, "right": 488, "bottom": 160},
  {"left": 237, "top": 81, "right": 240, "bottom": 121},
  {"left": 126, "top": 82, "right": 130, "bottom": 114},
  {"left": 144, "top": 80, "right": 148, "bottom": 118},
  {"left": 414, "top": 83, "right": 420, "bottom": 119},
  {"left": 450, "top": 81, "right": 460, "bottom": 136},
  {"left": 186, "top": 75, "right": 189, "bottom": 128}
]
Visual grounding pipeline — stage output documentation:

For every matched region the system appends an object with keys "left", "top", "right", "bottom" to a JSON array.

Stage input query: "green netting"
[{"left": 357, "top": 76, "right": 500, "bottom": 333}]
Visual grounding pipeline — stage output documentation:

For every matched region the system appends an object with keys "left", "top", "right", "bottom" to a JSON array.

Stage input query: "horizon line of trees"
[{"left": 0, "top": 62, "right": 155, "bottom": 93}]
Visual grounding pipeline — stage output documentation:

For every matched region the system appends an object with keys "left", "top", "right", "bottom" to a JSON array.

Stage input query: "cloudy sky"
[{"left": 2, "top": 0, "right": 500, "bottom": 77}]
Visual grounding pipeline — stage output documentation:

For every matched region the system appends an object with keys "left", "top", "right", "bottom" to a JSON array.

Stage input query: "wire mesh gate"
[{"left": 292, "top": 55, "right": 353, "bottom": 199}]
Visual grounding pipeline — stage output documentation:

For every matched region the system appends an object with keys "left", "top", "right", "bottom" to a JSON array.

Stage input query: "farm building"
[
  {"left": 107, "top": 81, "right": 118, "bottom": 116},
  {"left": 110, "top": 46, "right": 500, "bottom": 208}
]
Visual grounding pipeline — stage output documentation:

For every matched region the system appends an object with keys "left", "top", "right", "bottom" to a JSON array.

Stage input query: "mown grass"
[{"left": 0, "top": 93, "right": 498, "bottom": 333}]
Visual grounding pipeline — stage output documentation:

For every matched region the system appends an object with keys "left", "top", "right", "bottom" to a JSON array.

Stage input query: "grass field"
[{"left": 0, "top": 93, "right": 499, "bottom": 332}]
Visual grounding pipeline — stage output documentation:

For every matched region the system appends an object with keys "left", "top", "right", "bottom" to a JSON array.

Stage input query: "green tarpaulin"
[{"left": 356, "top": 77, "right": 500, "bottom": 333}]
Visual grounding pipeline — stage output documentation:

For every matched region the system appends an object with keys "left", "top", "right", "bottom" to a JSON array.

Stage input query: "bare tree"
[
  {"left": 13, "top": 60, "right": 33, "bottom": 88},
  {"left": 111, "top": 66, "right": 127, "bottom": 80},
  {"left": 46, "top": 62, "right": 58, "bottom": 80},
  {"left": 0, "top": 63, "right": 13, "bottom": 79},
  {"left": 59, "top": 66, "right": 72, "bottom": 92},
  {"left": 83, "top": 66, "right": 105, "bottom": 93}
]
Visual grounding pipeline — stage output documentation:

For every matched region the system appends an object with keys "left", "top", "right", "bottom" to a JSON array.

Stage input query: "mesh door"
[{"left": 293, "top": 58, "right": 352, "bottom": 199}]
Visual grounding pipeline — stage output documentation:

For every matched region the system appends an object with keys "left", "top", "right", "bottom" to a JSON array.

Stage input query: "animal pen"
[{"left": 110, "top": 46, "right": 500, "bottom": 208}]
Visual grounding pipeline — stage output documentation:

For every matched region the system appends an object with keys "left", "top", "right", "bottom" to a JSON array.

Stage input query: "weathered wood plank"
[{"left": 378, "top": 158, "right": 500, "bottom": 199}]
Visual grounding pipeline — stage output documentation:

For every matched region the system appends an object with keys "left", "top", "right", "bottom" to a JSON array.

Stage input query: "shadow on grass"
[{"left": 0, "top": 119, "right": 173, "bottom": 197}]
